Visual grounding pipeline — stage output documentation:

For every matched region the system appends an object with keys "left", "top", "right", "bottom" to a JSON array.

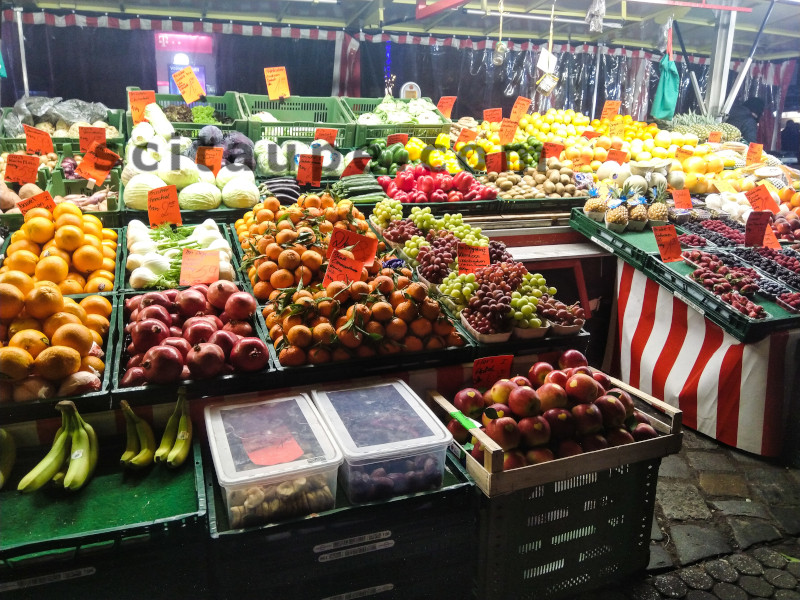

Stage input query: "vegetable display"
[
  {"left": 377, "top": 165, "right": 498, "bottom": 203},
  {"left": 356, "top": 95, "right": 445, "bottom": 126},
  {"left": 254, "top": 138, "right": 344, "bottom": 178}
]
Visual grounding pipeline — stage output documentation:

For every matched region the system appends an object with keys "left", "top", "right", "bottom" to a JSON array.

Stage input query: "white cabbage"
[
  {"left": 178, "top": 182, "right": 222, "bottom": 210},
  {"left": 123, "top": 173, "right": 168, "bottom": 210},
  {"left": 215, "top": 164, "right": 255, "bottom": 190},
  {"left": 221, "top": 178, "right": 259, "bottom": 208},
  {"left": 156, "top": 155, "right": 200, "bottom": 190}
]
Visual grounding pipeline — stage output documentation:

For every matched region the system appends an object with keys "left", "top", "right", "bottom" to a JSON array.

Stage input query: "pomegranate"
[
  {"left": 223, "top": 320, "right": 253, "bottom": 337},
  {"left": 164, "top": 289, "right": 179, "bottom": 302},
  {"left": 183, "top": 319, "right": 217, "bottom": 345},
  {"left": 175, "top": 288, "right": 207, "bottom": 318},
  {"left": 169, "top": 326, "right": 182, "bottom": 337},
  {"left": 126, "top": 342, "right": 136, "bottom": 356},
  {"left": 187, "top": 343, "right": 226, "bottom": 379},
  {"left": 180, "top": 365, "right": 191, "bottom": 380},
  {"left": 124, "top": 321, "right": 136, "bottom": 334},
  {"left": 208, "top": 330, "right": 239, "bottom": 358},
  {"left": 230, "top": 337, "right": 269, "bottom": 372},
  {"left": 131, "top": 318, "right": 170, "bottom": 353},
  {"left": 190, "top": 284, "right": 209, "bottom": 297},
  {"left": 138, "top": 304, "right": 172, "bottom": 326},
  {"left": 120, "top": 367, "right": 147, "bottom": 388},
  {"left": 170, "top": 313, "right": 184, "bottom": 327},
  {"left": 124, "top": 295, "right": 142, "bottom": 316},
  {"left": 207, "top": 280, "right": 239, "bottom": 310},
  {"left": 129, "top": 308, "right": 139, "bottom": 322},
  {"left": 141, "top": 345, "right": 184, "bottom": 384},
  {"left": 204, "top": 314, "right": 224, "bottom": 330},
  {"left": 183, "top": 316, "right": 219, "bottom": 332},
  {"left": 126, "top": 354, "right": 144, "bottom": 369},
  {"left": 162, "top": 336, "right": 193, "bottom": 360},
  {"left": 224, "top": 292, "right": 257, "bottom": 320},
  {"left": 140, "top": 291, "right": 172, "bottom": 310}
]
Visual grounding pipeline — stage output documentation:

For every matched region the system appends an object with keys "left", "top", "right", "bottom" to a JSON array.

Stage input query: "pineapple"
[
  {"left": 606, "top": 205, "right": 629, "bottom": 225},
  {"left": 584, "top": 198, "right": 607, "bottom": 212},
  {"left": 629, "top": 204, "right": 648, "bottom": 222},
  {"left": 648, "top": 180, "right": 669, "bottom": 222}
]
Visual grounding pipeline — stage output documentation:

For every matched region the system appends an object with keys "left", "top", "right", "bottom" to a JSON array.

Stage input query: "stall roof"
[{"left": 21, "top": 0, "right": 800, "bottom": 60}]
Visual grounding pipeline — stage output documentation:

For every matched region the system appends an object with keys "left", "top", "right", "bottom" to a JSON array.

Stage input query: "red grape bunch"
[
  {"left": 536, "top": 296, "right": 586, "bottom": 327},
  {"left": 383, "top": 219, "right": 422, "bottom": 244}
]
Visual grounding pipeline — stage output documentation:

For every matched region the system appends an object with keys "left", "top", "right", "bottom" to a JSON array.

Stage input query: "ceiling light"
[{"left": 465, "top": 9, "right": 623, "bottom": 29}]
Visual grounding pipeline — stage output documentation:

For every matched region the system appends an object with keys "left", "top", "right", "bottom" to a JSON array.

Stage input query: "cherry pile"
[
  {"left": 689, "top": 267, "right": 758, "bottom": 296},
  {"left": 536, "top": 296, "right": 586, "bottom": 327},
  {"left": 489, "top": 240, "right": 514, "bottom": 264},
  {"left": 681, "top": 222, "right": 736, "bottom": 247},
  {"left": 730, "top": 248, "right": 800, "bottom": 290},
  {"left": 700, "top": 219, "right": 745, "bottom": 244},
  {"left": 678, "top": 234, "right": 707, "bottom": 247},
  {"left": 382, "top": 219, "right": 422, "bottom": 244},
  {"left": 777, "top": 291, "right": 800, "bottom": 313},
  {"left": 719, "top": 292, "right": 768, "bottom": 319}
]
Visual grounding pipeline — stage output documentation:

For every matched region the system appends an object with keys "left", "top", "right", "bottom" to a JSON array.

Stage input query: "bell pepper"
[
  {"left": 413, "top": 164, "right": 431, "bottom": 179},
  {"left": 407, "top": 144, "right": 422, "bottom": 161},
  {"left": 480, "top": 186, "right": 497, "bottom": 200},
  {"left": 386, "top": 182, "right": 398, "bottom": 198},
  {"left": 396, "top": 170, "right": 416, "bottom": 192},
  {"left": 367, "top": 139, "right": 386, "bottom": 159},
  {"left": 453, "top": 172, "right": 474, "bottom": 193},
  {"left": 392, "top": 146, "right": 409, "bottom": 164},
  {"left": 378, "top": 149, "right": 395, "bottom": 168},
  {"left": 464, "top": 188, "right": 480, "bottom": 201},
  {"left": 394, "top": 191, "right": 409, "bottom": 203},
  {"left": 413, "top": 190, "right": 429, "bottom": 204},
  {"left": 435, "top": 133, "right": 450, "bottom": 149},
  {"left": 416, "top": 175, "right": 435, "bottom": 197},
  {"left": 448, "top": 190, "right": 464, "bottom": 202},
  {"left": 376, "top": 176, "right": 392, "bottom": 189},
  {"left": 434, "top": 173, "right": 453, "bottom": 192},
  {"left": 389, "top": 164, "right": 399, "bottom": 176},
  {"left": 430, "top": 189, "right": 448, "bottom": 203}
]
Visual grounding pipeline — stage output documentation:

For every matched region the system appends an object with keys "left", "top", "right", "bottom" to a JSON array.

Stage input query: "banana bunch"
[
  {"left": 0, "top": 428, "right": 16, "bottom": 490},
  {"left": 155, "top": 388, "right": 192, "bottom": 469},
  {"left": 17, "top": 401, "right": 98, "bottom": 493},
  {"left": 120, "top": 400, "right": 156, "bottom": 469}
]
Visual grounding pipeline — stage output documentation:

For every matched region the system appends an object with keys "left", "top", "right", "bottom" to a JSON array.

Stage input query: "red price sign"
[
  {"left": 387, "top": 133, "right": 408, "bottom": 146},
  {"left": 745, "top": 184, "right": 778, "bottom": 214},
  {"left": 745, "top": 211, "right": 772, "bottom": 247},
  {"left": 297, "top": 154, "right": 323, "bottom": 187},
  {"left": 483, "top": 108, "right": 502, "bottom": 123},
  {"left": 600, "top": 100, "right": 621, "bottom": 121},
  {"left": 327, "top": 228, "right": 379, "bottom": 267},
  {"left": 314, "top": 128, "right": 338, "bottom": 146},
  {"left": 244, "top": 435, "right": 303, "bottom": 466},
  {"left": 341, "top": 155, "right": 371, "bottom": 178},
  {"left": 147, "top": 185, "right": 181, "bottom": 227},
  {"left": 23, "top": 125, "right": 53, "bottom": 155},
  {"left": 264, "top": 67, "right": 290, "bottom": 100},
  {"left": 456, "top": 128, "right": 477, "bottom": 146},
  {"left": 18, "top": 190, "right": 56, "bottom": 215},
  {"left": 129, "top": 90, "right": 156, "bottom": 126},
  {"left": 572, "top": 153, "right": 590, "bottom": 170},
  {"left": 485, "top": 152, "right": 507, "bottom": 173},
  {"left": 746, "top": 142, "right": 763, "bottom": 166},
  {"left": 172, "top": 66, "right": 205, "bottom": 104},
  {"left": 675, "top": 147, "right": 694, "bottom": 162},
  {"left": 763, "top": 225, "right": 782, "bottom": 250},
  {"left": 498, "top": 118, "right": 517, "bottom": 146},
  {"left": 671, "top": 189, "right": 693, "bottom": 210},
  {"left": 542, "top": 142, "right": 565, "bottom": 159},
  {"left": 581, "top": 130, "right": 600, "bottom": 139},
  {"left": 179, "top": 249, "right": 220, "bottom": 286},
  {"left": 607, "top": 149, "right": 628, "bottom": 164},
  {"left": 509, "top": 96, "right": 532, "bottom": 123},
  {"left": 457, "top": 243, "right": 490, "bottom": 274},
  {"left": 652, "top": 224, "right": 682, "bottom": 263},
  {"left": 472, "top": 355, "right": 514, "bottom": 389},
  {"left": 609, "top": 121, "right": 626, "bottom": 138},
  {"left": 196, "top": 146, "right": 223, "bottom": 176},
  {"left": 78, "top": 126, "right": 106, "bottom": 153},
  {"left": 707, "top": 131, "right": 722, "bottom": 143},
  {"left": 436, "top": 96, "right": 457, "bottom": 119},
  {"left": 322, "top": 249, "right": 364, "bottom": 287},
  {"left": 75, "top": 143, "right": 120, "bottom": 185},
  {"left": 5, "top": 154, "right": 39, "bottom": 184}
]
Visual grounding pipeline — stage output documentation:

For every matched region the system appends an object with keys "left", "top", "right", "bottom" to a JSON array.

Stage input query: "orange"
[
  {"left": 51, "top": 323, "right": 94, "bottom": 356},
  {"left": 81, "top": 233, "right": 103, "bottom": 251},
  {"left": 59, "top": 279, "right": 85, "bottom": 295},
  {"left": 8, "top": 317, "right": 41, "bottom": 338},
  {"left": 52, "top": 202, "right": 82, "bottom": 220},
  {"left": 9, "top": 329, "right": 50, "bottom": 359},
  {"left": 33, "top": 346, "right": 81, "bottom": 381},
  {"left": 79, "top": 295, "right": 112, "bottom": 318},
  {"left": 791, "top": 192, "right": 800, "bottom": 208},
  {"left": 9, "top": 229, "right": 30, "bottom": 244},
  {"left": 100, "top": 257, "right": 116, "bottom": 273},
  {"left": 25, "top": 285, "right": 64, "bottom": 320},
  {"left": 42, "top": 311, "right": 81, "bottom": 339},
  {"left": 39, "top": 246, "right": 72, "bottom": 265},
  {"left": 89, "top": 329, "right": 103, "bottom": 346},
  {"left": 72, "top": 245, "right": 104, "bottom": 274},
  {"left": 84, "top": 313, "right": 110, "bottom": 339},
  {"left": 101, "top": 246, "right": 117, "bottom": 260},
  {"left": 0, "top": 270, "right": 35, "bottom": 296},
  {"left": 55, "top": 213, "right": 83, "bottom": 230},
  {"left": 0, "top": 283, "right": 25, "bottom": 320},
  {"left": 100, "top": 228, "right": 117, "bottom": 242},
  {"left": 84, "top": 277, "right": 114, "bottom": 293},
  {"left": 0, "top": 346, "right": 34, "bottom": 381},
  {"left": 80, "top": 355, "right": 105, "bottom": 374},
  {"left": 23, "top": 217, "right": 55, "bottom": 244},
  {"left": 58, "top": 302, "right": 88, "bottom": 324},
  {"left": 4, "top": 249, "right": 38, "bottom": 275},
  {"left": 23, "top": 207, "right": 54, "bottom": 222},
  {"left": 87, "top": 269, "right": 115, "bottom": 282},
  {"left": 81, "top": 218, "right": 103, "bottom": 239},
  {"left": 6, "top": 240, "right": 41, "bottom": 255},
  {"left": 54, "top": 224, "right": 85, "bottom": 251},
  {"left": 34, "top": 255, "right": 69, "bottom": 283}
]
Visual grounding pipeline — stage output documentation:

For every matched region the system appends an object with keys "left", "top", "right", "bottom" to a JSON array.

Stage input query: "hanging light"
[{"left": 492, "top": 0, "right": 507, "bottom": 65}]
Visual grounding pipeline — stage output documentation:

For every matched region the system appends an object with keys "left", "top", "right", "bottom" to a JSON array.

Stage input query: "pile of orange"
[{"left": 1, "top": 204, "right": 117, "bottom": 295}]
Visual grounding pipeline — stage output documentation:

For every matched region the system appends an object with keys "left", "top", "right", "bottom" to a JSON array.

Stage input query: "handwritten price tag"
[
  {"left": 572, "top": 153, "right": 590, "bottom": 170},
  {"left": 458, "top": 243, "right": 490, "bottom": 274},
  {"left": 485, "top": 152, "right": 507, "bottom": 173},
  {"left": 322, "top": 249, "right": 364, "bottom": 287},
  {"left": 327, "top": 228, "right": 379, "bottom": 267},
  {"left": 498, "top": 118, "right": 517, "bottom": 146},
  {"left": 75, "top": 143, "right": 120, "bottom": 185},
  {"left": 196, "top": 146, "right": 223, "bottom": 176},
  {"left": 746, "top": 142, "right": 763, "bottom": 166},
  {"left": 581, "top": 130, "right": 600, "bottom": 139},
  {"left": 509, "top": 96, "right": 532, "bottom": 123},
  {"left": 672, "top": 189, "right": 693, "bottom": 210},
  {"left": 456, "top": 128, "right": 478, "bottom": 147},
  {"left": 23, "top": 125, "right": 53, "bottom": 155},
  {"left": 707, "top": 131, "right": 722, "bottom": 143},
  {"left": 18, "top": 190, "right": 55, "bottom": 215},
  {"left": 147, "top": 185, "right": 181, "bottom": 227},
  {"left": 745, "top": 184, "right": 778, "bottom": 214},
  {"left": 763, "top": 224, "right": 782, "bottom": 250},
  {"left": 600, "top": 100, "right": 621, "bottom": 121},
  {"left": 172, "top": 66, "right": 205, "bottom": 104},
  {"left": 387, "top": 133, "right": 408, "bottom": 146},
  {"left": 297, "top": 154, "right": 323, "bottom": 187},
  {"left": 675, "top": 147, "right": 694, "bottom": 162},
  {"left": 179, "top": 249, "right": 219, "bottom": 286},
  {"left": 609, "top": 121, "right": 626, "bottom": 138},
  {"left": 264, "top": 66, "right": 290, "bottom": 100},
  {"left": 483, "top": 108, "right": 502, "bottom": 123},
  {"left": 607, "top": 148, "right": 628, "bottom": 164},
  {"left": 314, "top": 128, "right": 338, "bottom": 146},
  {"left": 341, "top": 155, "right": 371, "bottom": 178},
  {"left": 436, "top": 96, "right": 457, "bottom": 119},
  {"left": 129, "top": 90, "right": 156, "bottom": 126},
  {"left": 5, "top": 154, "right": 40, "bottom": 185},
  {"left": 542, "top": 142, "right": 564, "bottom": 159},
  {"left": 244, "top": 434, "right": 303, "bottom": 466},
  {"left": 745, "top": 211, "right": 772, "bottom": 247},
  {"left": 78, "top": 126, "right": 106, "bottom": 153},
  {"left": 472, "top": 355, "right": 514, "bottom": 389},
  {"left": 653, "top": 224, "right": 682, "bottom": 263}
]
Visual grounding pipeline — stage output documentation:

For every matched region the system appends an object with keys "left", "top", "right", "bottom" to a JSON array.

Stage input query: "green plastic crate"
[
  {"left": 1, "top": 107, "right": 126, "bottom": 151},
  {"left": 238, "top": 94, "right": 355, "bottom": 147},
  {"left": 341, "top": 96, "right": 451, "bottom": 147},
  {"left": 0, "top": 167, "right": 50, "bottom": 230},
  {"left": 49, "top": 162, "right": 123, "bottom": 229},
  {"left": 125, "top": 87, "right": 247, "bottom": 139}
]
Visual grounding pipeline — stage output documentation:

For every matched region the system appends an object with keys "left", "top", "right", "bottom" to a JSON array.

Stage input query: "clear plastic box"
[
  {"left": 311, "top": 380, "right": 453, "bottom": 503},
  {"left": 204, "top": 394, "right": 343, "bottom": 529}
]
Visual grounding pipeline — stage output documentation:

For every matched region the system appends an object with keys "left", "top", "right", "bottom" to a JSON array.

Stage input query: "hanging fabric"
[{"left": 650, "top": 21, "right": 680, "bottom": 120}]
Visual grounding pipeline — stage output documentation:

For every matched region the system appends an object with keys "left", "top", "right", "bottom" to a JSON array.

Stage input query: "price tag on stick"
[
  {"left": 581, "top": 130, "right": 600, "bottom": 139},
  {"left": 457, "top": 243, "right": 490, "bottom": 274},
  {"left": 180, "top": 249, "right": 220, "bottom": 286},
  {"left": 483, "top": 108, "right": 502, "bottom": 123},
  {"left": 322, "top": 250, "right": 364, "bottom": 287},
  {"left": 675, "top": 147, "right": 693, "bottom": 162},
  {"left": 314, "top": 128, "right": 338, "bottom": 146},
  {"left": 172, "top": 66, "right": 205, "bottom": 104},
  {"left": 509, "top": 96, "right": 532, "bottom": 123},
  {"left": 609, "top": 121, "right": 626, "bottom": 138},
  {"left": 707, "top": 131, "right": 722, "bottom": 143},
  {"left": 4, "top": 154, "right": 39, "bottom": 185},
  {"left": 327, "top": 228, "right": 379, "bottom": 267},
  {"left": 129, "top": 90, "right": 156, "bottom": 126},
  {"left": 196, "top": 146, "right": 224, "bottom": 176},
  {"left": 745, "top": 184, "right": 778, "bottom": 214},
  {"left": 600, "top": 100, "right": 621, "bottom": 121},
  {"left": 652, "top": 224, "right": 682, "bottom": 263},
  {"left": 456, "top": 128, "right": 477, "bottom": 147},
  {"left": 472, "top": 355, "right": 514, "bottom": 389},
  {"left": 745, "top": 211, "right": 772, "bottom": 247},
  {"left": 75, "top": 142, "right": 120, "bottom": 185},
  {"left": 672, "top": 189, "right": 693, "bottom": 210},
  {"left": 762, "top": 224, "right": 782, "bottom": 250},
  {"left": 23, "top": 125, "right": 53, "bottom": 155},
  {"left": 485, "top": 152, "right": 507, "bottom": 173},
  {"left": 746, "top": 142, "right": 763, "bottom": 166},
  {"left": 542, "top": 142, "right": 564, "bottom": 159},
  {"left": 607, "top": 149, "right": 628, "bottom": 164},
  {"left": 18, "top": 190, "right": 56, "bottom": 215},
  {"left": 498, "top": 119, "right": 517, "bottom": 146},
  {"left": 297, "top": 154, "right": 323, "bottom": 187},
  {"left": 264, "top": 67, "right": 290, "bottom": 100},
  {"left": 78, "top": 126, "right": 106, "bottom": 153},
  {"left": 341, "top": 155, "right": 371, "bottom": 178},
  {"left": 147, "top": 185, "right": 181, "bottom": 227},
  {"left": 436, "top": 96, "right": 456, "bottom": 119}
]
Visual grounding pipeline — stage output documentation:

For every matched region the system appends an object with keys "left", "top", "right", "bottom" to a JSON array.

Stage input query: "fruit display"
[
  {"left": 378, "top": 166, "right": 497, "bottom": 203},
  {"left": 664, "top": 111, "right": 741, "bottom": 143},
  {"left": 447, "top": 350, "right": 659, "bottom": 471},
  {"left": 118, "top": 282, "right": 270, "bottom": 388},
  {"left": 478, "top": 162, "right": 581, "bottom": 201},
  {"left": 770, "top": 214, "right": 800, "bottom": 243},
  {"left": 0, "top": 289, "right": 111, "bottom": 403},
  {"left": 370, "top": 197, "right": 403, "bottom": 229},
  {"left": 120, "top": 393, "right": 192, "bottom": 469},
  {"left": 688, "top": 265, "right": 759, "bottom": 296},
  {"left": 678, "top": 234, "right": 707, "bottom": 248},
  {"left": 536, "top": 296, "right": 586, "bottom": 329},
  {"left": 777, "top": 291, "right": 800, "bottom": 313},
  {"left": 119, "top": 399, "right": 157, "bottom": 469},
  {"left": 125, "top": 219, "right": 235, "bottom": 290},
  {"left": 457, "top": 131, "right": 543, "bottom": 173},
  {"left": 730, "top": 247, "right": 800, "bottom": 290},
  {"left": 1, "top": 204, "right": 118, "bottom": 295},
  {"left": 0, "top": 151, "right": 59, "bottom": 181},
  {"left": 17, "top": 400, "right": 98, "bottom": 492}
]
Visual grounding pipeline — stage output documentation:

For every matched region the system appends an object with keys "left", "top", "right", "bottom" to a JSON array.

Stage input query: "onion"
[
  {"left": 120, "top": 367, "right": 147, "bottom": 388},
  {"left": 207, "top": 280, "right": 239, "bottom": 310},
  {"left": 131, "top": 318, "right": 170, "bottom": 353},
  {"left": 175, "top": 288, "right": 207, "bottom": 318},
  {"left": 138, "top": 304, "right": 172, "bottom": 326},
  {"left": 187, "top": 343, "right": 226, "bottom": 379},
  {"left": 13, "top": 377, "right": 56, "bottom": 402},
  {"left": 141, "top": 345, "right": 184, "bottom": 384},
  {"left": 57, "top": 372, "right": 102, "bottom": 397},
  {"left": 230, "top": 337, "right": 269, "bottom": 372},
  {"left": 140, "top": 291, "right": 172, "bottom": 310},
  {"left": 224, "top": 292, "right": 258, "bottom": 320},
  {"left": 162, "top": 336, "right": 193, "bottom": 360},
  {"left": 208, "top": 330, "right": 239, "bottom": 358},
  {"left": 223, "top": 320, "right": 253, "bottom": 337},
  {"left": 183, "top": 319, "right": 217, "bottom": 346}
]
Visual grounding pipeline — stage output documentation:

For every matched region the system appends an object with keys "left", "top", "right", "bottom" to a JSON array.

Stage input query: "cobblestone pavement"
[{"left": 566, "top": 429, "right": 800, "bottom": 599}]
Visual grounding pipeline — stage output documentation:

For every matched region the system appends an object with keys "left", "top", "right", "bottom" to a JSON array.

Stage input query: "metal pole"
[
  {"left": 673, "top": 21, "right": 707, "bottom": 116},
  {"left": 591, "top": 44, "right": 602, "bottom": 119},
  {"left": 14, "top": 8, "right": 29, "bottom": 96},
  {"left": 704, "top": 6, "right": 736, "bottom": 118}
]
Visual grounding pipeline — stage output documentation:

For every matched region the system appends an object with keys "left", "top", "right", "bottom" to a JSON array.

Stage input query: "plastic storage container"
[
  {"left": 311, "top": 380, "right": 453, "bottom": 503},
  {"left": 204, "top": 394, "right": 342, "bottom": 529}
]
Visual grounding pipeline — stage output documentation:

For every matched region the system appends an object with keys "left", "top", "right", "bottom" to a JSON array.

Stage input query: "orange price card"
[
  {"left": 746, "top": 142, "right": 763, "bottom": 166},
  {"left": 456, "top": 127, "right": 477, "bottom": 147},
  {"left": 600, "top": 100, "right": 621, "bottom": 121},
  {"left": 652, "top": 224, "right": 682, "bottom": 263},
  {"left": 172, "top": 66, "right": 205, "bottom": 104},
  {"left": 387, "top": 133, "right": 408, "bottom": 146},
  {"left": 5, "top": 154, "right": 40, "bottom": 185},
  {"left": 671, "top": 189, "right": 693, "bottom": 210},
  {"left": 607, "top": 148, "right": 628, "bottom": 164},
  {"left": 483, "top": 108, "right": 502, "bottom": 123},
  {"left": 472, "top": 355, "right": 514, "bottom": 389},
  {"left": 341, "top": 154, "right": 371, "bottom": 178},
  {"left": 572, "top": 153, "right": 590, "bottom": 170},
  {"left": 297, "top": 154, "right": 323, "bottom": 187},
  {"left": 762, "top": 224, "right": 782, "bottom": 250},
  {"left": 436, "top": 96, "right": 457, "bottom": 119},
  {"left": 78, "top": 126, "right": 106, "bottom": 153},
  {"left": 609, "top": 121, "right": 626, "bottom": 138},
  {"left": 675, "top": 147, "right": 694, "bottom": 162},
  {"left": 744, "top": 211, "right": 772, "bottom": 247},
  {"left": 314, "top": 128, "right": 339, "bottom": 146},
  {"left": 485, "top": 152, "right": 507, "bottom": 173},
  {"left": 23, "top": 125, "right": 53, "bottom": 155},
  {"left": 745, "top": 184, "right": 778, "bottom": 214},
  {"left": 264, "top": 67, "right": 290, "bottom": 100},
  {"left": 129, "top": 90, "right": 156, "bottom": 126},
  {"left": 179, "top": 249, "right": 220, "bottom": 286},
  {"left": 147, "top": 185, "right": 181, "bottom": 227},
  {"left": 498, "top": 119, "right": 517, "bottom": 146},
  {"left": 457, "top": 243, "right": 490, "bottom": 274},
  {"left": 327, "top": 228, "right": 379, "bottom": 267},
  {"left": 542, "top": 142, "right": 564, "bottom": 159},
  {"left": 75, "top": 143, "right": 120, "bottom": 185},
  {"left": 581, "top": 129, "right": 600, "bottom": 140},
  {"left": 707, "top": 131, "right": 722, "bottom": 143},
  {"left": 509, "top": 96, "right": 532, "bottom": 123},
  {"left": 196, "top": 146, "right": 224, "bottom": 176},
  {"left": 322, "top": 249, "right": 365, "bottom": 287},
  {"left": 18, "top": 190, "right": 56, "bottom": 215}
]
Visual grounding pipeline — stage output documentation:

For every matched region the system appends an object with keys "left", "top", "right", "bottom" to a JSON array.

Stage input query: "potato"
[
  {"left": 555, "top": 183, "right": 565, "bottom": 194},
  {"left": 19, "top": 183, "right": 44, "bottom": 200},
  {"left": 543, "top": 180, "right": 556, "bottom": 194},
  {"left": 0, "top": 187, "right": 21, "bottom": 210},
  {"left": 560, "top": 174, "right": 572, "bottom": 185},
  {"left": 534, "top": 173, "right": 547, "bottom": 185}
]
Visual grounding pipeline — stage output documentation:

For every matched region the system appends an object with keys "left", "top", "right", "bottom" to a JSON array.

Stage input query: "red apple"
[
  {"left": 503, "top": 450, "right": 527, "bottom": 471},
  {"left": 565, "top": 373, "right": 601, "bottom": 405},
  {"left": 527, "top": 361, "right": 554, "bottom": 387},
  {"left": 606, "top": 427, "right": 635, "bottom": 446},
  {"left": 508, "top": 386, "right": 541, "bottom": 418},
  {"left": 543, "top": 369, "right": 569, "bottom": 388},
  {"left": 593, "top": 395, "right": 628, "bottom": 429},
  {"left": 518, "top": 416, "right": 551, "bottom": 447},
  {"left": 538, "top": 383, "right": 568, "bottom": 411},
  {"left": 579, "top": 433, "right": 609, "bottom": 452},
  {"left": 570, "top": 365, "right": 593, "bottom": 377},
  {"left": 470, "top": 431, "right": 486, "bottom": 462},
  {"left": 485, "top": 379, "right": 518, "bottom": 405},
  {"left": 542, "top": 408, "right": 575, "bottom": 440},
  {"left": 556, "top": 439, "right": 584, "bottom": 458},
  {"left": 571, "top": 403, "right": 604, "bottom": 435},
  {"left": 510, "top": 375, "right": 533, "bottom": 388},
  {"left": 606, "top": 388, "right": 635, "bottom": 418},
  {"left": 482, "top": 403, "right": 511, "bottom": 428},
  {"left": 632, "top": 423, "right": 659, "bottom": 441},
  {"left": 559, "top": 349, "right": 588, "bottom": 370},
  {"left": 487, "top": 416, "right": 521, "bottom": 450},
  {"left": 447, "top": 418, "right": 470, "bottom": 444},
  {"left": 592, "top": 371, "right": 612, "bottom": 391},
  {"left": 525, "top": 447, "right": 555, "bottom": 465},
  {"left": 453, "top": 387, "right": 484, "bottom": 419}
]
